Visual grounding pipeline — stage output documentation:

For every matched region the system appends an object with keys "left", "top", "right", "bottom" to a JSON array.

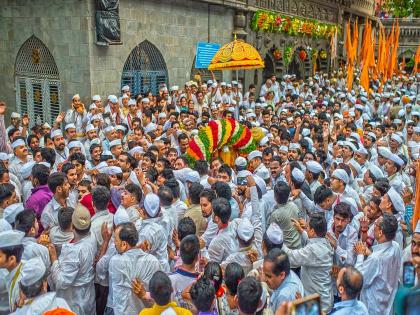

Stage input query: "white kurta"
[
  {"left": 355, "top": 240, "right": 402, "bottom": 315},
  {"left": 283, "top": 234, "right": 334, "bottom": 313},
  {"left": 0, "top": 269, "right": 8, "bottom": 315},
  {"left": 208, "top": 219, "right": 240, "bottom": 264},
  {"left": 90, "top": 210, "right": 114, "bottom": 251},
  {"left": 21, "top": 237, "right": 51, "bottom": 269},
  {"left": 108, "top": 248, "right": 161, "bottom": 315},
  {"left": 5, "top": 263, "right": 23, "bottom": 313},
  {"left": 40, "top": 198, "right": 63, "bottom": 229},
  {"left": 136, "top": 218, "right": 170, "bottom": 272},
  {"left": 10, "top": 292, "right": 71, "bottom": 315},
  {"left": 49, "top": 235, "right": 96, "bottom": 315}
]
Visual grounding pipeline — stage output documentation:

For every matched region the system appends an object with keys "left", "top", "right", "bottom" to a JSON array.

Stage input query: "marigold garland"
[
  {"left": 185, "top": 119, "right": 256, "bottom": 166},
  {"left": 198, "top": 129, "right": 211, "bottom": 161},
  {"left": 221, "top": 119, "right": 233, "bottom": 147},
  {"left": 204, "top": 127, "right": 214, "bottom": 152},
  {"left": 234, "top": 127, "right": 252, "bottom": 149},
  {"left": 208, "top": 120, "right": 219, "bottom": 147},
  {"left": 229, "top": 120, "right": 242, "bottom": 146},
  {"left": 219, "top": 120, "right": 227, "bottom": 148},
  {"left": 251, "top": 10, "right": 340, "bottom": 40},
  {"left": 189, "top": 140, "right": 205, "bottom": 160}
]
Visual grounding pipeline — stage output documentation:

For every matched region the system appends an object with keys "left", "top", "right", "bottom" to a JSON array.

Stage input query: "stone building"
[{"left": 0, "top": 0, "right": 392, "bottom": 125}]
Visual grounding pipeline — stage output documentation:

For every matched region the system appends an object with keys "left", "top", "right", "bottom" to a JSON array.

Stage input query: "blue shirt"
[
  {"left": 331, "top": 299, "right": 369, "bottom": 315},
  {"left": 270, "top": 270, "right": 304, "bottom": 312}
]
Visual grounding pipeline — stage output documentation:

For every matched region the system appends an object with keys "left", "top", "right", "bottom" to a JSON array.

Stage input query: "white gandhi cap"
[{"left": 237, "top": 218, "right": 254, "bottom": 242}]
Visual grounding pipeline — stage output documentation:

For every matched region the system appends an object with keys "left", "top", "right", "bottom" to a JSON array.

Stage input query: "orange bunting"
[{"left": 345, "top": 19, "right": 359, "bottom": 90}]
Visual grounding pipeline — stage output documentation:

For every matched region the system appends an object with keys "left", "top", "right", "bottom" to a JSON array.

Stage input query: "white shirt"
[
  {"left": 283, "top": 235, "right": 334, "bottom": 313},
  {"left": 5, "top": 263, "right": 23, "bottom": 312},
  {"left": 96, "top": 237, "right": 117, "bottom": 290},
  {"left": 172, "top": 199, "right": 188, "bottom": 227},
  {"left": 208, "top": 219, "right": 241, "bottom": 263},
  {"left": 40, "top": 197, "right": 64, "bottom": 229},
  {"left": 21, "top": 237, "right": 51, "bottom": 269},
  {"left": 90, "top": 210, "right": 114, "bottom": 251},
  {"left": 49, "top": 235, "right": 96, "bottom": 315},
  {"left": 10, "top": 292, "right": 70, "bottom": 315},
  {"left": 0, "top": 269, "right": 9, "bottom": 314},
  {"left": 169, "top": 269, "right": 199, "bottom": 311},
  {"left": 355, "top": 240, "right": 402, "bottom": 315},
  {"left": 136, "top": 218, "right": 170, "bottom": 272},
  {"left": 326, "top": 223, "right": 358, "bottom": 266},
  {"left": 22, "top": 181, "right": 33, "bottom": 204},
  {"left": 108, "top": 248, "right": 161, "bottom": 315},
  {"left": 202, "top": 218, "right": 218, "bottom": 246}
]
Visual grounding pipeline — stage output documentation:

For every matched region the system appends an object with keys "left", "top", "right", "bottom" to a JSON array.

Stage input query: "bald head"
[{"left": 337, "top": 266, "right": 363, "bottom": 299}]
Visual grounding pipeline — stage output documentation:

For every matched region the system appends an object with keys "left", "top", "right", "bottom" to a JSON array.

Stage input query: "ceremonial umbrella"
[
  {"left": 208, "top": 38, "right": 265, "bottom": 71},
  {"left": 206, "top": 38, "right": 264, "bottom": 165}
]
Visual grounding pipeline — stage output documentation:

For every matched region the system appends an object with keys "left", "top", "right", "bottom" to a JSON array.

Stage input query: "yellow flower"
[
  {"left": 221, "top": 119, "right": 233, "bottom": 147},
  {"left": 205, "top": 126, "right": 214, "bottom": 153}
]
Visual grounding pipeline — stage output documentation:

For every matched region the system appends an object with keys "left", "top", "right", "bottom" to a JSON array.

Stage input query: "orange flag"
[
  {"left": 360, "top": 63, "right": 370, "bottom": 91},
  {"left": 359, "top": 19, "right": 370, "bottom": 66},
  {"left": 384, "top": 21, "right": 395, "bottom": 81},
  {"left": 413, "top": 44, "right": 420, "bottom": 74},
  {"left": 345, "top": 19, "right": 358, "bottom": 90},
  {"left": 377, "top": 26, "right": 385, "bottom": 78},
  {"left": 352, "top": 19, "right": 359, "bottom": 60},
  {"left": 391, "top": 20, "right": 400, "bottom": 75}
]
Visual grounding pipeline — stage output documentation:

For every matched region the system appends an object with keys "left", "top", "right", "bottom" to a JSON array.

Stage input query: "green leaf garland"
[{"left": 251, "top": 10, "right": 341, "bottom": 40}]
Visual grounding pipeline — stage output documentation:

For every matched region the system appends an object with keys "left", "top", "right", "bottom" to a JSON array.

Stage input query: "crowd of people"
[{"left": 0, "top": 69, "right": 419, "bottom": 315}]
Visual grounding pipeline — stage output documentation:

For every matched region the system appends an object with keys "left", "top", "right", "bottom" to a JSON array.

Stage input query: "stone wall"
[
  {"left": 87, "top": 0, "right": 234, "bottom": 100},
  {"left": 0, "top": 0, "right": 91, "bottom": 117},
  {"left": 0, "top": 0, "right": 234, "bottom": 117}
]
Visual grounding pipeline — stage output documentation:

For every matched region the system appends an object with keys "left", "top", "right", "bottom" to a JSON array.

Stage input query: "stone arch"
[
  {"left": 263, "top": 52, "right": 276, "bottom": 81},
  {"left": 14, "top": 35, "right": 62, "bottom": 125},
  {"left": 288, "top": 46, "right": 307, "bottom": 79},
  {"left": 121, "top": 40, "right": 168, "bottom": 96}
]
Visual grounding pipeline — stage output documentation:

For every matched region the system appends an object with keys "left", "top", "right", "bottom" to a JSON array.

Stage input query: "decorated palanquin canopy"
[
  {"left": 208, "top": 39, "right": 265, "bottom": 71},
  {"left": 186, "top": 118, "right": 259, "bottom": 167}
]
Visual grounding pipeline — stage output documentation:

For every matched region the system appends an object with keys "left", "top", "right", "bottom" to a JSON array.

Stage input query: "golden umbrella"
[
  {"left": 207, "top": 38, "right": 264, "bottom": 166},
  {"left": 208, "top": 38, "right": 265, "bottom": 71}
]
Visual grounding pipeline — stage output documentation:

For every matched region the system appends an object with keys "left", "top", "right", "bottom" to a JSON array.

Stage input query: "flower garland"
[
  {"left": 283, "top": 44, "right": 294, "bottom": 68},
  {"left": 251, "top": 10, "right": 340, "bottom": 40},
  {"left": 186, "top": 119, "right": 256, "bottom": 166},
  {"left": 299, "top": 50, "right": 307, "bottom": 61}
]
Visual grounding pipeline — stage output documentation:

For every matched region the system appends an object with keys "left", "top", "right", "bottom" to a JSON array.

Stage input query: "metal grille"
[
  {"left": 15, "top": 35, "right": 60, "bottom": 80},
  {"left": 15, "top": 36, "right": 62, "bottom": 126},
  {"left": 121, "top": 40, "right": 168, "bottom": 96}
]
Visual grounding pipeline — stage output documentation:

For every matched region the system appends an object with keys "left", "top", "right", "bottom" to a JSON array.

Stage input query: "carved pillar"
[
  {"left": 233, "top": 11, "right": 247, "bottom": 39},
  {"left": 233, "top": 10, "right": 250, "bottom": 87}
]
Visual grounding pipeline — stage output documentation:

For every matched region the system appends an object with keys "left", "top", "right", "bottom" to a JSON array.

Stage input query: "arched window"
[
  {"left": 121, "top": 40, "right": 168, "bottom": 96},
  {"left": 263, "top": 53, "right": 275, "bottom": 80},
  {"left": 15, "top": 35, "right": 61, "bottom": 125}
]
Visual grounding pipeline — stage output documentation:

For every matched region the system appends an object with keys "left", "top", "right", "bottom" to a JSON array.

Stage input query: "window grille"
[
  {"left": 15, "top": 35, "right": 62, "bottom": 126},
  {"left": 121, "top": 40, "right": 168, "bottom": 96}
]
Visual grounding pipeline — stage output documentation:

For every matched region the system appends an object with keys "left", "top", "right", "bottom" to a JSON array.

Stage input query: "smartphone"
[
  {"left": 403, "top": 261, "right": 416, "bottom": 288},
  {"left": 237, "top": 177, "right": 247, "bottom": 186},
  {"left": 291, "top": 293, "right": 321, "bottom": 315}
]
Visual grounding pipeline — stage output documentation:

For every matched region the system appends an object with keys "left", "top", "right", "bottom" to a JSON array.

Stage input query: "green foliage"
[{"left": 385, "top": 0, "right": 418, "bottom": 17}]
